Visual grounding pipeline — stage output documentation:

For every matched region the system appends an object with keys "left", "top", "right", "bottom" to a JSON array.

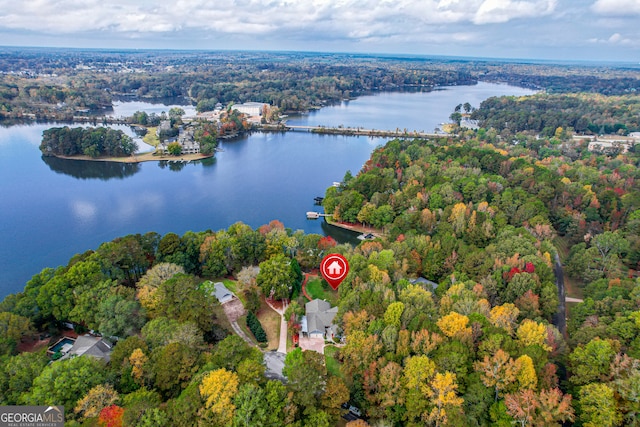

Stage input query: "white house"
[{"left": 231, "top": 102, "right": 265, "bottom": 117}]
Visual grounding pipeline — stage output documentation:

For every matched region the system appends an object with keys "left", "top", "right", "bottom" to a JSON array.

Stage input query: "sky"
[{"left": 0, "top": 0, "right": 639, "bottom": 62}]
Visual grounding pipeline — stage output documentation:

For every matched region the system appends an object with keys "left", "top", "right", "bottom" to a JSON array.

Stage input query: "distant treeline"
[
  {"left": 40, "top": 126, "right": 138, "bottom": 158},
  {"left": 472, "top": 93, "right": 640, "bottom": 136}
]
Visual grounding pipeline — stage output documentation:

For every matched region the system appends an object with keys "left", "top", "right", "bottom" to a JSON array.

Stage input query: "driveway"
[
  {"left": 299, "top": 336, "right": 325, "bottom": 354},
  {"left": 220, "top": 297, "right": 257, "bottom": 347},
  {"left": 264, "top": 351, "right": 286, "bottom": 381}
]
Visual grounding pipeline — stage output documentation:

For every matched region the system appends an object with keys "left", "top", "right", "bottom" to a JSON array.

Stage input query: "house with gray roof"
[
  {"left": 301, "top": 299, "right": 338, "bottom": 340},
  {"left": 61, "top": 336, "right": 112, "bottom": 362},
  {"left": 212, "top": 282, "right": 235, "bottom": 304}
]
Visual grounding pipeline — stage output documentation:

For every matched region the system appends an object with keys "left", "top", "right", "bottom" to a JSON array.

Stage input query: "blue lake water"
[{"left": 0, "top": 83, "right": 535, "bottom": 298}]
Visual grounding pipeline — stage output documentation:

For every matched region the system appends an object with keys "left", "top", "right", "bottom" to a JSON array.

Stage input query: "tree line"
[
  {"left": 471, "top": 93, "right": 640, "bottom": 136},
  {"left": 40, "top": 126, "right": 138, "bottom": 158}
]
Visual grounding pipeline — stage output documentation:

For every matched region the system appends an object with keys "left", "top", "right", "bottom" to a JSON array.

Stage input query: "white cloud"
[
  {"left": 0, "top": 0, "right": 559, "bottom": 39},
  {"left": 592, "top": 0, "right": 640, "bottom": 15},
  {"left": 588, "top": 32, "right": 638, "bottom": 45},
  {"left": 473, "top": 0, "right": 557, "bottom": 24}
]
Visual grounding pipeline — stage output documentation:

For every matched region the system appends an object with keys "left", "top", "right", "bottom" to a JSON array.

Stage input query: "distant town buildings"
[
  {"left": 231, "top": 102, "right": 266, "bottom": 117},
  {"left": 157, "top": 125, "right": 200, "bottom": 154},
  {"left": 586, "top": 135, "right": 637, "bottom": 154}
]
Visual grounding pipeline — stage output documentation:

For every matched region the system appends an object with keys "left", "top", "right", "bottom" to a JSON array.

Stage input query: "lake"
[{"left": 0, "top": 83, "right": 535, "bottom": 298}]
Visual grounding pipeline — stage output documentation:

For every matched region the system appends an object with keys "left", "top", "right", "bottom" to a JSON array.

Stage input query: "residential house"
[
  {"left": 212, "top": 282, "right": 235, "bottom": 304},
  {"left": 301, "top": 299, "right": 338, "bottom": 340},
  {"left": 61, "top": 335, "right": 112, "bottom": 362}
]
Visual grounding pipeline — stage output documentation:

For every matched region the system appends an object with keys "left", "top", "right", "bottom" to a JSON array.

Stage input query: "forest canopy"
[{"left": 40, "top": 126, "right": 138, "bottom": 158}]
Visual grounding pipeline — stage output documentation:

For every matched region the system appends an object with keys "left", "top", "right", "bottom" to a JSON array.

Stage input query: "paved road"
[{"left": 552, "top": 253, "right": 567, "bottom": 336}]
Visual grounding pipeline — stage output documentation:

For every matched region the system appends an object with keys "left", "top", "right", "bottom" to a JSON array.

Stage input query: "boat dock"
[{"left": 306, "top": 212, "right": 332, "bottom": 219}]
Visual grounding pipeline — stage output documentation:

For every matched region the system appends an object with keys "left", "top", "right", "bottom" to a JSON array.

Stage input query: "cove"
[{"left": 0, "top": 83, "right": 535, "bottom": 298}]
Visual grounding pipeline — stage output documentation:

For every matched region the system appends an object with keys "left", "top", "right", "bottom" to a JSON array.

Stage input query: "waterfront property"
[
  {"left": 61, "top": 335, "right": 112, "bottom": 362},
  {"left": 301, "top": 299, "right": 338, "bottom": 340},
  {"left": 157, "top": 126, "right": 200, "bottom": 154}
]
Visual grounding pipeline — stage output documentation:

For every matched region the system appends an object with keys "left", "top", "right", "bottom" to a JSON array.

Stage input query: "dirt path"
[
  {"left": 301, "top": 273, "right": 313, "bottom": 301},
  {"left": 222, "top": 298, "right": 256, "bottom": 347}
]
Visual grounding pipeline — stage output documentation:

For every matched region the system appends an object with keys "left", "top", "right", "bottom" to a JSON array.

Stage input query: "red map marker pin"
[{"left": 320, "top": 253, "right": 349, "bottom": 290}]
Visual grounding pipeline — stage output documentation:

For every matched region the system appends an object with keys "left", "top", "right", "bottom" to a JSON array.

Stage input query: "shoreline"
[
  {"left": 324, "top": 216, "right": 385, "bottom": 238},
  {"left": 47, "top": 151, "right": 215, "bottom": 164}
]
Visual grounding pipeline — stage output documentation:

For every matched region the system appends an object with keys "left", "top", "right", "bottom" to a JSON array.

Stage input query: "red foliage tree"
[
  {"left": 98, "top": 405, "right": 124, "bottom": 427},
  {"left": 318, "top": 236, "right": 337, "bottom": 250}
]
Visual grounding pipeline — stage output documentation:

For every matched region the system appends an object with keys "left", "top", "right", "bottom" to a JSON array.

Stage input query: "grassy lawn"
[
  {"left": 306, "top": 277, "right": 339, "bottom": 305},
  {"left": 143, "top": 127, "right": 159, "bottom": 147},
  {"left": 324, "top": 345, "right": 342, "bottom": 378},
  {"left": 256, "top": 298, "right": 281, "bottom": 351}
]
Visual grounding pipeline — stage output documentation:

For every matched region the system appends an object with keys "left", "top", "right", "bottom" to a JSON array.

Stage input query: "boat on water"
[{"left": 357, "top": 233, "right": 376, "bottom": 240}]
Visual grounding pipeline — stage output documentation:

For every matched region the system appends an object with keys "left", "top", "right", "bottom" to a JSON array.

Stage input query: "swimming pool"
[{"left": 48, "top": 337, "right": 75, "bottom": 354}]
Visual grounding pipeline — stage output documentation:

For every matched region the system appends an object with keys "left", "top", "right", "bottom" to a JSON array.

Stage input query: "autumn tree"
[
  {"left": 98, "top": 405, "right": 124, "bottom": 427},
  {"left": 403, "top": 355, "right": 436, "bottom": 422},
  {"left": 516, "top": 320, "right": 551, "bottom": 351},
  {"left": 425, "top": 371, "right": 464, "bottom": 427},
  {"left": 474, "top": 349, "right": 517, "bottom": 401},
  {"left": 75, "top": 384, "right": 120, "bottom": 420},
  {"left": 136, "top": 263, "right": 184, "bottom": 311},
  {"left": 199, "top": 368, "right": 239, "bottom": 427},
  {"left": 489, "top": 303, "right": 520, "bottom": 334},
  {"left": 321, "top": 376, "right": 350, "bottom": 421},
  {"left": 514, "top": 355, "right": 537, "bottom": 391},
  {"left": 437, "top": 312, "right": 472, "bottom": 342},
  {"left": 129, "top": 348, "right": 148, "bottom": 385}
]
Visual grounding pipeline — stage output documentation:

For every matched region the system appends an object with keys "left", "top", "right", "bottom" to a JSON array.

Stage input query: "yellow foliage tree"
[
  {"left": 403, "top": 355, "right": 436, "bottom": 391},
  {"left": 199, "top": 368, "right": 239, "bottom": 426},
  {"left": 489, "top": 303, "right": 520, "bottom": 334},
  {"left": 74, "top": 384, "right": 119, "bottom": 420},
  {"left": 384, "top": 302, "right": 405, "bottom": 328},
  {"left": 424, "top": 371, "right": 464, "bottom": 427},
  {"left": 436, "top": 312, "right": 471, "bottom": 341},
  {"left": 514, "top": 354, "right": 538, "bottom": 391},
  {"left": 346, "top": 420, "right": 370, "bottom": 427},
  {"left": 129, "top": 348, "right": 148, "bottom": 384},
  {"left": 517, "top": 319, "right": 551, "bottom": 351},
  {"left": 448, "top": 203, "right": 468, "bottom": 235}
]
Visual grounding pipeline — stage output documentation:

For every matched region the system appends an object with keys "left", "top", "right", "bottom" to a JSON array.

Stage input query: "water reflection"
[
  {"left": 41, "top": 156, "right": 141, "bottom": 180},
  {"left": 321, "top": 220, "right": 361, "bottom": 246},
  {"left": 158, "top": 157, "right": 217, "bottom": 172}
]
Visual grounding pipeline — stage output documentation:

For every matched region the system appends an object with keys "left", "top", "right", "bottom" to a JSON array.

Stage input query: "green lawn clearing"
[
  {"left": 306, "top": 277, "right": 338, "bottom": 305},
  {"left": 324, "top": 345, "right": 342, "bottom": 378}
]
